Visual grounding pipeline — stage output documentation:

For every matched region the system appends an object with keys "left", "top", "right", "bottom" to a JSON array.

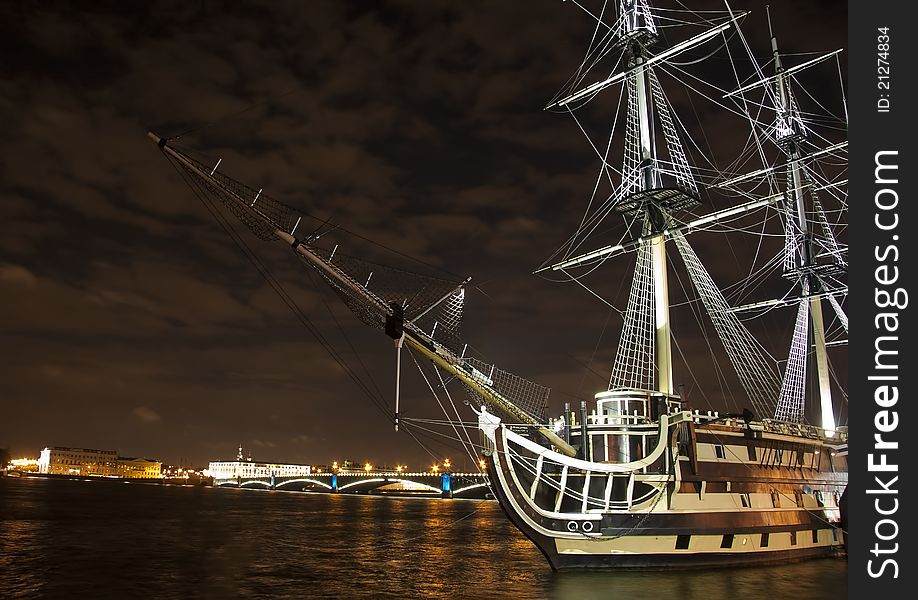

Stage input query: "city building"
[
  {"left": 39, "top": 447, "right": 119, "bottom": 476},
  {"left": 117, "top": 457, "right": 161, "bottom": 479},
  {"left": 37, "top": 446, "right": 161, "bottom": 479},
  {"left": 207, "top": 445, "right": 312, "bottom": 480},
  {"left": 7, "top": 458, "right": 40, "bottom": 473}
]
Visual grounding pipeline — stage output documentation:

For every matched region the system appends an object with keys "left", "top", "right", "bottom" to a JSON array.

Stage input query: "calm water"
[{"left": 0, "top": 477, "right": 847, "bottom": 599}]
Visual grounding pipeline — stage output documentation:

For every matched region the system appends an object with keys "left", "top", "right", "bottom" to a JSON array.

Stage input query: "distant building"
[
  {"left": 117, "top": 457, "right": 161, "bottom": 479},
  {"left": 37, "top": 447, "right": 161, "bottom": 479},
  {"left": 39, "top": 447, "right": 119, "bottom": 476},
  {"left": 207, "top": 445, "right": 311, "bottom": 480},
  {"left": 8, "top": 458, "right": 40, "bottom": 472}
]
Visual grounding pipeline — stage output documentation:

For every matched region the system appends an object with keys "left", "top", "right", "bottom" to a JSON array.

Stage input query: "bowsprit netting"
[
  {"left": 306, "top": 246, "right": 465, "bottom": 336},
  {"left": 461, "top": 357, "right": 550, "bottom": 423},
  {"left": 165, "top": 146, "right": 300, "bottom": 240}
]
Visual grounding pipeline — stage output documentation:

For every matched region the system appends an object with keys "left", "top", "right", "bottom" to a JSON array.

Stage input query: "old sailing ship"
[{"left": 148, "top": 0, "right": 847, "bottom": 570}]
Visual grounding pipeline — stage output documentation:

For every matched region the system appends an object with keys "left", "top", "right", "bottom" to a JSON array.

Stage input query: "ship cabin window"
[
  {"left": 761, "top": 533, "right": 769, "bottom": 548},
  {"left": 720, "top": 534, "right": 734, "bottom": 549},
  {"left": 747, "top": 445, "right": 757, "bottom": 461},
  {"left": 675, "top": 535, "right": 691, "bottom": 550},
  {"left": 812, "top": 530, "right": 819, "bottom": 544},
  {"left": 740, "top": 493, "right": 750, "bottom": 508},
  {"left": 790, "top": 531, "right": 798, "bottom": 546},
  {"left": 832, "top": 529, "right": 838, "bottom": 542},
  {"left": 714, "top": 445, "right": 725, "bottom": 459}
]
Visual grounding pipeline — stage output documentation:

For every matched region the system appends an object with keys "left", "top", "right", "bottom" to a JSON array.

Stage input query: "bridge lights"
[
  {"left": 332, "top": 461, "right": 339, "bottom": 472},
  {"left": 479, "top": 459, "right": 486, "bottom": 470},
  {"left": 395, "top": 465, "right": 404, "bottom": 473},
  {"left": 364, "top": 462, "right": 373, "bottom": 472},
  {"left": 443, "top": 458, "right": 451, "bottom": 470},
  {"left": 431, "top": 464, "right": 440, "bottom": 473}
]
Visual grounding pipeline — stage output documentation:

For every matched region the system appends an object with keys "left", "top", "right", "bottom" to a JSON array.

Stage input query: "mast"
[
  {"left": 623, "top": 0, "right": 672, "bottom": 395},
  {"left": 767, "top": 7, "right": 835, "bottom": 434}
]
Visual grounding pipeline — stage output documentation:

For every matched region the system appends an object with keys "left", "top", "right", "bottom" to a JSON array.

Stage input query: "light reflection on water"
[{"left": 0, "top": 477, "right": 847, "bottom": 599}]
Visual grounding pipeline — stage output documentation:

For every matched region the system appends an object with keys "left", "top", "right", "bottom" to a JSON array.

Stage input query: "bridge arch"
[
  {"left": 239, "top": 480, "right": 272, "bottom": 488},
  {"left": 337, "top": 477, "right": 441, "bottom": 494},
  {"left": 452, "top": 482, "right": 491, "bottom": 497},
  {"left": 275, "top": 478, "right": 333, "bottom": 490}
]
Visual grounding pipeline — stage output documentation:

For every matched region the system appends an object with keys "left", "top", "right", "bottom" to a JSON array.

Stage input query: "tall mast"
[
  {"left": 622, "top": 0, "right": 672, "bottom": 395},
  {"left": 547, "top": 3, "right": 791, "bottom": 416},
  {"left": 768, "top": 7, "right": 835, "bottom": 434}
]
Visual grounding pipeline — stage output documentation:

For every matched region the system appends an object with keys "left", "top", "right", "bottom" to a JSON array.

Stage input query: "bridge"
[{"left": 214, "top": 471, "right": 492, "bottom": 499}]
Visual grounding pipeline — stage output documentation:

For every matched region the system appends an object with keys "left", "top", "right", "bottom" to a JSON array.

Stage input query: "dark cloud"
[{"left": 0, "top": 1, "right": 846, "bottom": 468}]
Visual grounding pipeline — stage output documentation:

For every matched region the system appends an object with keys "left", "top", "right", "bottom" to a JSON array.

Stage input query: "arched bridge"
[{"left": 214, "top": 471, "right": 492, "bottom": 499}]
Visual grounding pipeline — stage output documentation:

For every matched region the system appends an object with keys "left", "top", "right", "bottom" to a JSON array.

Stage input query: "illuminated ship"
[{"left": 149, "top": 0, "right": 847, "bottom": 570}]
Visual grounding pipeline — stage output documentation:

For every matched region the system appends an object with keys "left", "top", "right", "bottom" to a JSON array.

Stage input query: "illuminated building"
[
  {"left": 8, "top": 458, "right": 40, "bottom": 472},
  {"left": 39, "top": 447, "right": 119, "bottom": 476},
  {"left": 207, "top": 445, "right": 312, "bottom": 480},
  {"left": 37, "top": 446, "right": 162, "bottom": 479},
  {"left": 116, "top": 457, "right": 161, "bottom": 479}
]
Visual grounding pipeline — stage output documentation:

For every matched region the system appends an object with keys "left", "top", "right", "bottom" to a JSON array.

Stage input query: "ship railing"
[{"left": 500, "top": 426, "right": 681, "bottom": 519}]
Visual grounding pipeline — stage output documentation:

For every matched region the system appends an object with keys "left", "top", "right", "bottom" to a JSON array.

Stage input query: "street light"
[
  {"left": 364, "top": 462, "right": 373, "bottom": 472},
  {"left": 443, "top": 458, "right": 451, "bottom": 470},
  {"left": 431, "top": 464, "right": 439, "bottom": 474},
  {"left": 395, "top": 465, "right": 404, "bottom": 473}
]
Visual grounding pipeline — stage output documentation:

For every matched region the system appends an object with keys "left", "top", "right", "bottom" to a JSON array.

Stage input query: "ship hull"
[{"left": 483, "top": 411, "right": 847, "bottom": 571}]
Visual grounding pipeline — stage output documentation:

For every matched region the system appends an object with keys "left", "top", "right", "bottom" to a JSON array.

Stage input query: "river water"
[{"left": 0, "top": 477, "right": 847, "bottom": 599}]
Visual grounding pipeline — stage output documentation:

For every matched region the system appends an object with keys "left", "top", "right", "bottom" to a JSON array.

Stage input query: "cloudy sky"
[{"left": 1, "top": 0, "right": 847, "bottom": 469}]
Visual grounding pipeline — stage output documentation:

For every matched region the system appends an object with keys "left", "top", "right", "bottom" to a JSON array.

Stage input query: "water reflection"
[{"left": 0, "top": 478, "right": 846, "bottom": 599}]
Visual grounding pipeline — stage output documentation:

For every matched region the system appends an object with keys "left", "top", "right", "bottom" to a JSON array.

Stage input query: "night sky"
[{"left": 1, "top": 1, "right": 846, "bottom": 470}]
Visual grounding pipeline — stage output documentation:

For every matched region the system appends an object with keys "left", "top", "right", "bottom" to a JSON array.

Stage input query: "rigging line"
[
  {"left": 400, "top": 420, "right": 460, "bottom": 461},
  {"left": 555, "top": 43, "right": 624, "bottom": 111},
  {"left": 166, "top": 84, "right": 308, "bottom": 141},
  {"left": 721, "top": 32, "right": 784, "bottom": 194},
  {"left": 669, "top": 262, "right": 735, "bottom": 412},
  {"left": 667, "top": 26, "right": 736, "bottom": 66},
  {"left": 401, "top": 417, "right": 479, "bottom": 428},
  {"left": 791, "top": 75, "right": 844, "bottom": 124},
  {"left": 669, "top": 328, "right": 716, "bottom": 411},
  {"left": 565, "top": 0, "right": 616, "bottom": 34},
  {"left": 657, "top": 63, "right": 774, "bottom": 130},
  {"left": 166, "top": 141, "right": 466, "bottom": 282},
  {"left": 572, "top": 0, "right": 611, "bottom": 85},
  {"left": 577, "top": 306, "right": 616, "bottom": 399},
  {"left": 548, "top": 2, "right": 620, "bottom": 104},
  {"left": 408, "top": 348, "right": 477, "bottom": 457},
  {"left": 433, "top": 363, "right": 485, "bottom": 469},
  {"left": 682, "top": 69, "right": 718, "bottom": 174},
  {"left": 836, "top": 53, "right": 849, "bottom": 124},
  {"left": 551, "top": 88, "right": 626, "bottom": 264},
  {"left": 401, "top": 420, "right": 486, "bottom": 455},
  {"left": 164, "top": 154, "right": 393, "bottom": 420},
  {"left": 556, "top": 268, "right": 625, "bottom": 314},
  {"left": 300, "top": 264, "right": 388, "bottom": 407}
]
